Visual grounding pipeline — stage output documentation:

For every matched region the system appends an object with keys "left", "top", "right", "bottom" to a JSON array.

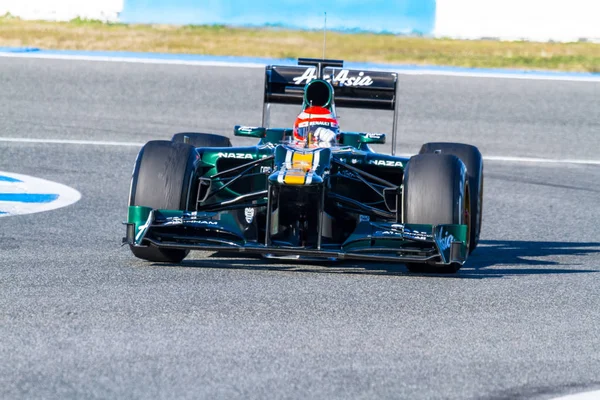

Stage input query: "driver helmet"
[{"left": 293, "top": 106, "right": 339, "bottom": 143}]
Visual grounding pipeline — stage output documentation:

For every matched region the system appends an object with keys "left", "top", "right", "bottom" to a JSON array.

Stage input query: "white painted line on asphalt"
[
  {"left": 484, "top": 155, "right": 600, "bottom": 165},
  {"left": 0, "top": 52, "right": 266, "bottom": 69},
  {"left": 1, "top": 51, "right": 599, "bottom": 83},
  {"left": 2, "top": 137, "right": 600, "bottom": 165},
  {"left": 395, "top": 69, "right": 600, "bottom": 82},
  {"left": 0, "top": 137, "right": 144, "bottom": 147},
  {"left": 551, "top": 390, "right": 600, "bottom": 400},
  {"left": 395, "top": 153, "right": 600, "bottom": 165}
]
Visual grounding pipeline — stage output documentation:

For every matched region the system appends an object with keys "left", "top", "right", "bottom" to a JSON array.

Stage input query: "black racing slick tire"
[
  {"left": 128, "top": 140, "right": 198, "bottom": 263},
  {"left": 419, "top": 142, "right": 483, "bottom": 254},
  {"left": 172, "top": 132, "right": 232, "bottom": 148},
  {"left": 402, "top": 153, "right": 468, "bottom": 274}
]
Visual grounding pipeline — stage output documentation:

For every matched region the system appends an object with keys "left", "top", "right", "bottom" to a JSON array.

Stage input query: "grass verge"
[{"left": 1, "top": 16, "right": 599, "bottom": 72}]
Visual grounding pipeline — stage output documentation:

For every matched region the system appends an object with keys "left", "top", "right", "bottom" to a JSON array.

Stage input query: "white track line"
[
  {"left": 484, "top": 155, "right": 600, "bottom": 165},
  {"left": 392, "top": 69, "right": 600, "bottom": 82},
  {"left": 1, "top": 51, "right": 599, "bottom": 82},
  {"left": 0, "top": 137, "right": 144, "bottom": 147},
  {"left": 0, "top": 52, "right": 266, "bottom": 69},
  {"left": 397, "top": 154, "right": 600, "bottom": 166},
  {"left": 551, "top": 390, "right": 600, "bottom": 400},
  {"left": 2, "top": 137, "right": 599, "bottom": 165}
]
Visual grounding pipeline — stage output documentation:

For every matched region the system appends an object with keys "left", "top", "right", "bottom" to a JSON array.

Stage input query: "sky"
[{"left": 120, "top": 0, "right": 436, "bottom": 34}]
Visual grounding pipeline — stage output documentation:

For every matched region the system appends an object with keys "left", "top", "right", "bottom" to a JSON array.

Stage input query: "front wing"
[{"left": 124, "top": 206, "right": 468, "bottom": 265}]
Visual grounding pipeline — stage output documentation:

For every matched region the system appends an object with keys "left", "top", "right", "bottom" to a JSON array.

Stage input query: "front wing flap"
[{"left": 124, "top": 206, "right": 467, "bottom": 265}]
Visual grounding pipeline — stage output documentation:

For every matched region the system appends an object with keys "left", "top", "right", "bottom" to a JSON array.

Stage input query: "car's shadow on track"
[
  {"left": 459, "top": 240, "right": 600, "bottom": 278},
  {"left": 154, "top": 240, "right": 600, "bottom": 279}
]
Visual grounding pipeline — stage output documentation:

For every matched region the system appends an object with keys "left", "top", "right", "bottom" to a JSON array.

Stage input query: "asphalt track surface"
[{"left": 1, "top": 57, "right": 599, "bottom": 399}]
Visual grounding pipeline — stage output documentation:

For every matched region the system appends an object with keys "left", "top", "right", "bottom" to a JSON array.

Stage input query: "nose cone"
[
  {"left": 269, "top": 145, "right": 331, "bottom": 186},
  {"left": 269, "top": 170, "right": 323, "bottom": 186}
]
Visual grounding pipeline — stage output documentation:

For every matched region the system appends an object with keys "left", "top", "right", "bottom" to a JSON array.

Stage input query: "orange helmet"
[{"left": 293, "top": 106, "right": 339, "bottom": 143}]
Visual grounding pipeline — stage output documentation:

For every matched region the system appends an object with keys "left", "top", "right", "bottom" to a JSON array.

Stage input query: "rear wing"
[{"left": 263, "top": 58, "right": 400, "bottom": 155}]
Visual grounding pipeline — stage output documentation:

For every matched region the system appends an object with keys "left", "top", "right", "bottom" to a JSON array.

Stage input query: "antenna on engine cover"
[
  {"left": 305, "top": 100, "right": 313, "bottom": 149},
  {"left": 322, "top": 12, "right": 327, "bottom": 60}
]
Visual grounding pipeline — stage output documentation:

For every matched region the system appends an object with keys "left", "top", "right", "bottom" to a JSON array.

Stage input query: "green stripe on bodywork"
[
  {"left": 128, "top": 205, "right": 152, "bottom": 223},
  {"left": 128, "top": 206, "right": 153, "bottom": 243}
]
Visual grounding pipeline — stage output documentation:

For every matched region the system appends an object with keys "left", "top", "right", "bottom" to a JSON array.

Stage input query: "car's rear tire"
[
  {"left": 172, "top": 132, "right": 232, "bottom": 148},
  {"left": 402, "top": 153, "right": 468, "bottom": 273},
  {"left": 419, "top": 142, "right": 483, "bottom": 253},
  {"left": 128, "top": 140, "right": 198, "bottom": 263}
]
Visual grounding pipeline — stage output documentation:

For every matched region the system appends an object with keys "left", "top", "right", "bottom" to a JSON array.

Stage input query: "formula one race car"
[{"left": 123, "top": 58, "right": 483, "bottom": 273}]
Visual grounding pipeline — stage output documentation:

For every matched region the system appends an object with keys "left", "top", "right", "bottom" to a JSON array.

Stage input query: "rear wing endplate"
[{"left": 263, "top": 58, "right": 400, "bottom": 155}]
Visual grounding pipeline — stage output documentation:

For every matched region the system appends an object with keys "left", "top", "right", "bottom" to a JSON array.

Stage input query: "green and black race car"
[{"left": 123, "top": 58, "right": 483, "bottom": 273}]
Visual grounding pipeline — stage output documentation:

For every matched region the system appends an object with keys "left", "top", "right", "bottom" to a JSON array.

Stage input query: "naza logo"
[
  {"left": 0, "top": 172, "right": 81, "bottom": 217},
  {"left": 217, "top": 152, "right": 253, "bottom": 159}
]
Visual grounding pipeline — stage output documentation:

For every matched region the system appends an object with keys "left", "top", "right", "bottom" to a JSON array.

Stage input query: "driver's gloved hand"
[{"left": 314, "top": 127, "right": 336, "bottom": 148}]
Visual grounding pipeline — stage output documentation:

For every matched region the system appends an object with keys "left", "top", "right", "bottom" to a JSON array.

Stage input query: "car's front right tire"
[{"left": 171, "top": 132, "right": 232, "bottom": 148}]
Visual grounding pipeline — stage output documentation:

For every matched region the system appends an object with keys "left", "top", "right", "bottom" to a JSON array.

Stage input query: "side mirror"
[
  {"left": 234, "top": 125, "right": 266, "bottom": 138},
  {"left": 358, "top": 132, "right": 386, "bottom": 144},
  {"left": 341, "top": 132, "right": 387, "bottom": 146}
]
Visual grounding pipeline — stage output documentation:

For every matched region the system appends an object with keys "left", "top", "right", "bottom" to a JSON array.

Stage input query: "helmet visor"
[{"left": 295, "top": 121, "right": 339, "bottom": 141}]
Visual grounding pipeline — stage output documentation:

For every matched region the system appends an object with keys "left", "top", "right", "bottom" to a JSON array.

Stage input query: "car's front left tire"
[
  {"left": 419, "top": 142, "right": 483, "bottom": 253},
  {"left": 128, "top": 140, "right": 198, "bottom": 263},
  {"left": 402, "top": 153, "right": 469, "bottom": 273}
]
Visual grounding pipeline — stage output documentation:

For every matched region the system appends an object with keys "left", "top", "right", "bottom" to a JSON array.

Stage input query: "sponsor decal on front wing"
[
  {"left": 162, "top": 217, "right": 219, "bottom": 226},
  {"left": 438, "top": 233, "right": 457, "bottom": 251},
  {"left": 402, "top": 227, "right": 430, "bottom": 241},
  {"left": 375, "top": 230, "right": 403, "bottom": 236}
]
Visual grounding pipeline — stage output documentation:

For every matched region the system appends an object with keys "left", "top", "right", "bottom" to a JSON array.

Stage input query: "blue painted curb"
[
  {"left": 0, "top": 174, "right": 58, "bottom": 206},
  {"left": 0, "top": 175, "right": 22, "bottom": 183},
  {"left": 0, "top": 172, "right": 81, "bottom": 216},
  {"left": 0, "top": 194, "right": 59, "bottom": 203},
  {"left": 0, "top": 47, "right": 40, "bottom": 53}
]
